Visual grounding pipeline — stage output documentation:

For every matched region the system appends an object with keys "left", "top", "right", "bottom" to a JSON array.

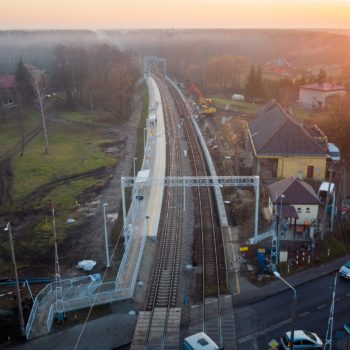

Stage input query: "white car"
[
  {"left": 339, "top": 261, "right": 350, "bottom": 279},
  {"left": 280, "top": 330, "right": 323, "bottom": 349}
]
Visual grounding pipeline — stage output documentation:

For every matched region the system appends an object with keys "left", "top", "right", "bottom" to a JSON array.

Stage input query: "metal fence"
[{"left": 47, "top": 304, "right": 55, "bottom": 332}]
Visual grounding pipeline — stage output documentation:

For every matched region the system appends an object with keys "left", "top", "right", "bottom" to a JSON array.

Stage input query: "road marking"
[
  {"left": 346, "top": 293, "right": 350, "bottom": 297},
  {"left": 299, "top": 312, "right": 309, "bottom": 317},
  {"left": 238, "top": 319, "right": 291, "bottom": 343},
  {"left": 317, "top": 304, "right": 327, "bottom": 309}
]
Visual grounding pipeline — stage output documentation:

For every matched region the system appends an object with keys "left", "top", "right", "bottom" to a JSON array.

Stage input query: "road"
[{"left": 235, "top": 273, "right": 350, "bottom": 349}]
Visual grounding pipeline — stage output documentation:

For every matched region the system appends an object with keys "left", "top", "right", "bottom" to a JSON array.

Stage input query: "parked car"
[
  {"left": 280, "top": 330, "right": 323, "bottom": 349},
  {"left": 326, "top": 143, "right": 340, "bottom": 162},
  {"left": 339, "top": 261, "right": 350, "bottom": 279}
]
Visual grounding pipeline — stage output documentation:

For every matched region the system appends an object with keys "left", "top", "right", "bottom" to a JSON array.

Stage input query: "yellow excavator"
[{"left": 188, "top": 83, "right": 216, "bottom": 116}]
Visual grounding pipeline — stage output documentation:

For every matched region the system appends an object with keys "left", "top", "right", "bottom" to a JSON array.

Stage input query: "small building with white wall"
[
  {"left": 298, "top": 82, "right": 346, "bottom": 109},
  {"left": 267, "top": 176, "right": 321, "bottom": 226}
]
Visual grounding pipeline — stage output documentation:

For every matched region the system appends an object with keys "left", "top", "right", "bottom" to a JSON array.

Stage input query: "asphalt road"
[{"left": 235, "top": 273, "right": 350, "bottom": 349}]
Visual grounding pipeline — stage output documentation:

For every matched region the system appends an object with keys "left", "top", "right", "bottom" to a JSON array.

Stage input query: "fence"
[{"left": 47, "top": 304, "right": 55, "bottom": 332}]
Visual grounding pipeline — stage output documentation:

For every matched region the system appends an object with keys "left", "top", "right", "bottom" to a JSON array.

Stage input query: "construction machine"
[{"left": 187, "top": 83, "right": 216, "bottom": 116}]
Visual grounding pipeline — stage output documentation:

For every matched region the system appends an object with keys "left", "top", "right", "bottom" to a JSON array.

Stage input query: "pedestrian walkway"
[
  {"left": 115, "top": 76, "right": 166, "bottom": 290},
  {"left": 234, "top": 254, "right": 350, "bottom": 306}
]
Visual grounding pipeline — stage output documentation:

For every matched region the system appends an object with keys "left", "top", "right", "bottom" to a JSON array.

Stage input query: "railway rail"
[
  {"left": 166, "top": 79, "right": 226, "bottom": 347},
  {"left": 132, "top": 75, "right": 227, "bottom": 349},
  {"left": 138, "top": 76, "right": 184, "bottom": 349}
]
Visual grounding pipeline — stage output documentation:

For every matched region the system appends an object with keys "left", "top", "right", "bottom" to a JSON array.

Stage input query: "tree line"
[
  {"left": 11, "top": 43, "right": 140, "bottom": 155},
  {"left": 51, "top": 44, "right": 140, "bottom": 119}
]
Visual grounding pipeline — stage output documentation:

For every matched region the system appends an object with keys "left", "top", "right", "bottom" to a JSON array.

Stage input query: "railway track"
[
  {"left": 137, "top": 76, "right": 184, "bottom": 350},
  {"left": 132, "top": 75, "right": 227, "bottom": 349},
  {"left": 166, "top": 79, "right": 226, "bottom": 346}
]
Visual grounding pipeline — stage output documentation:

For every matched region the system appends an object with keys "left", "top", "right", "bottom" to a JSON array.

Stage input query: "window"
[
  {"left": 302, "top": 339, "right": 314, "bottom": 345},
  {"left": 306, "top": 208, "right": 310, "bottom": 213},
  {"left": 297, "top": 208, "right": 301, "bottom": 213},
  {"left": 198, "top": 339, "right": 209, "bottom": 346},
  {"left": 294, "top": 340, "right": 303, "bottom": 345}
]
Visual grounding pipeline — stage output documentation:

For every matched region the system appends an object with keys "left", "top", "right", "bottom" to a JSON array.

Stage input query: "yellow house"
[{"left": 248, "top": 101, "right": 327, "bottom": 180}]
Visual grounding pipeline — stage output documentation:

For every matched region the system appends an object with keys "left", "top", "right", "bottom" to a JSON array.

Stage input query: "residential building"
[
  {"left": 248, "top": 101, "right": 328, "bottom": 180},
  {"left": 298, "top": 82, "right": 346, "bottom": 109},
  {"left": 267, "top": 176, "right": 321, "bottom": 227},
  {"left": 0, "top": 75, "right": 16, "bottom": 106}
]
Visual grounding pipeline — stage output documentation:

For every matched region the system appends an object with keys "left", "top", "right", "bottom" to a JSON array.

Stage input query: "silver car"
[
  {"left": 280, "top": 330, "right": 323, "bottom": 349},
  {"left": 339, "top": 261, "right": 350, "bottom": 279}
]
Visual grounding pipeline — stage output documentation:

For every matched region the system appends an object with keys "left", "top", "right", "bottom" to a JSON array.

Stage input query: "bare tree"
[{"left": 30, "top": 69, "right": 49, "bottom": 154}]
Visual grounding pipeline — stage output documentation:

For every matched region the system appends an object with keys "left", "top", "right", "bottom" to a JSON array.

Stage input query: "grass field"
[
  {"left": 212, "top": 97, "right": 260, "bottom": 116},
  {"left": 11, "top": 122, "right": 116, "bottom": 202},
  {"left": 60, "top": 111, "right": 116, "bottom": 127},
  {"left": 0, "top": 109, "right": 40, "bottom": 156}
]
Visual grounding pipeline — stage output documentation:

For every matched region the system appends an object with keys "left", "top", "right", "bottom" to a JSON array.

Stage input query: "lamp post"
[
  {"left": 144, "top": 127, "right": 147, "bottom": 151},
  {"left": 103, "top": 203, "right": 110, "bottom": 268},
  {"left": 145, "top": 215, "right": 150, "bottom": 236},
  {"left": 4, "top": 223, "right": 26, "bottom": 336},
  {"left": 277, "top": 194, "right": 285, "bottom": 264},
  {"left": 273, "top": 271, "right": 297, "bottom": 350},
  {"left": 133, "top": 157, "right": 138, "bottom": 180}
]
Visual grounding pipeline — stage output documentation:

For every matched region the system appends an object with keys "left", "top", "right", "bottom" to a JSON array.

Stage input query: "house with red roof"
[
  {"left": 0, "top": 75, "right": 16, "bottom": 107},
  {"left": 298, "top": 82, "right": 346, "bottom": 109}
]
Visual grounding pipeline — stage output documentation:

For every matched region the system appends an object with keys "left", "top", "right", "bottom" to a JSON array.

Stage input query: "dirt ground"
[
  {"left": 198, "top": 111, "right": 261, "bottom": 242},
  {"left": 0, "top": 89, "right": 143, "bottom": 345}
]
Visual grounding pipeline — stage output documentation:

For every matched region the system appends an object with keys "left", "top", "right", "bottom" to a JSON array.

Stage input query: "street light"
[
  {"left": 144, "top": 127, "right": 147, "bottom": 151},
  {"left": 4, "top": 223, "right": 26, "bottom": 336},
  {"left": 277, "top": 194, "right": 286, "bottom": 263},
  {"left": 133, "top": 157, "right": 138, "bottom": 180},
  {"left": 145, "top": 215, "right": 150, "bottom": 236},
  {"left": 273, "top": 271, "right": 297, "bottom": 350},
  {"left": 103, "top": 203, "right": 110, "bottom": 268}
]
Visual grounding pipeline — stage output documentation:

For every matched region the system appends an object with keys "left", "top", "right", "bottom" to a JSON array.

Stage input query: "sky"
[{"left": 1, "top": 0, "right": 350, "bottom": 29}]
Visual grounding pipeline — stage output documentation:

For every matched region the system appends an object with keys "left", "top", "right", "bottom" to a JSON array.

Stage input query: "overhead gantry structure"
[
  {"left": 144, "top": 56, "right": 167, "bottom": 77},
  {"left": 121, "top": 175, "right": 260, "bottom": 242}
]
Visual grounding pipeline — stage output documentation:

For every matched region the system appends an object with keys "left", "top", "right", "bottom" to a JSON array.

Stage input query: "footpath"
[{"left": 232, "top": 254, "right": 350, "bottom": 307}]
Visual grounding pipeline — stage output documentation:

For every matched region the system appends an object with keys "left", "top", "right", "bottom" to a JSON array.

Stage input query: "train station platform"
[{"left": 115, "top": 76, "right": 166, "bottom": 291}]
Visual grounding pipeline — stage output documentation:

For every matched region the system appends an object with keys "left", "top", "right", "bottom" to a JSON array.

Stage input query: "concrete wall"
[
  {"left": 277, "top": 156, "right": 326, "bottom": 180},
  {"left": 299, "top": 88, "right": 346, "bottom": 108}
]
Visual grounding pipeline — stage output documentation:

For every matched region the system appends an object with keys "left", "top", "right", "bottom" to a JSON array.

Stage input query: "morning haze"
[{"left": 1, "top": 1, "right": 350, "bottom": 350}]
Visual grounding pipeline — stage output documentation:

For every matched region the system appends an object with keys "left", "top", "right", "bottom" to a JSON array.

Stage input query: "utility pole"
[
  {"left": 324, "top": 274, "right": 337, "bottom": 349},
  {"left": 52, "top": 205, "right": 64, "bottom": 321},
  {"left": 321, "top": 162, "right": 334, "bottom": 240},
  {"left": 4, "top": 222, "right": 26, "bottom": 337},
  {"left": 103, "top": 203, "right": 110, "bottom": 268}
]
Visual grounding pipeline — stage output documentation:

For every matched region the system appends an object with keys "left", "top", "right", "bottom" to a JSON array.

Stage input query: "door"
[{"left": 307, "top": 165, "right": 314, "bottom": 179}]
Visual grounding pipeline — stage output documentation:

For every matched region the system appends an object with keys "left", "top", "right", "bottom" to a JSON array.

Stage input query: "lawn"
[
  {"left": 292, "top": 106, "right": 330, "bottom": 125},
  {"left": 0, "top": 109, "right": 40, "bottom": 157},
  {"left": 212, "top": 97, "right": 260, "bottom": 116},
  {"left": 11, "top": 122, "right": 116, "bottom": 203},
  {"left": 60, "top": 111, "right": 116, "bottom": 127}
]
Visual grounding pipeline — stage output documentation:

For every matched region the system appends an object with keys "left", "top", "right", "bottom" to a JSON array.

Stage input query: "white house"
[
  {"left": 267, "top": 177, "right": 321, "bottom": 229},
  {"left": 298, "top": 83, "right": 346, "bottom": 109}
]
